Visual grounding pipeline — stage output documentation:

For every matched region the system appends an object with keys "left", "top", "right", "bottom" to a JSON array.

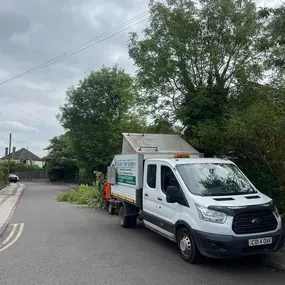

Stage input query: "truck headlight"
[
  {"left": 273, "top": 205, "right": 280, "bottom": 218},
  {"left": 195, "top": 204, "right": 227, "bottom": 224}
]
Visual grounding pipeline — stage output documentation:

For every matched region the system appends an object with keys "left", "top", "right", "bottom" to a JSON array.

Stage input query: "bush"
[
  {"left": 0, "top": 164, "right": 8, "bottom": 185},
  {"left": 0, "top": 160, "right": 42, "bottom": 173},
  {"left": 56, "top": 171, "right": 107, "bottom": 209},
  {"left": 236, "top": 160, "right": 285, "bottom": 214},
  {"left": 56, "top": 185, "right": 96, "bottom": 204},
  {"left": 57, "top": 189, "right": 77, "bottom": 203}
]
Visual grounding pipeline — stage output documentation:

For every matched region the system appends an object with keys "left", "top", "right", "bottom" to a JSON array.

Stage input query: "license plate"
[{"left": 248, "top": 237, "right": 272, "bottom": 247}]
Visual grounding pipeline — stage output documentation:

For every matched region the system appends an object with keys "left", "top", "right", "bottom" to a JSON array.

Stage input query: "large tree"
[
  {"left": 44, "top": 132, "right": 78, "bottom": 181},
  {"left": 59, "top": 66, "right": 138, "bottom": 175},
  {"left": 129, "top": 0, "right": 263, "bottom": 153}
]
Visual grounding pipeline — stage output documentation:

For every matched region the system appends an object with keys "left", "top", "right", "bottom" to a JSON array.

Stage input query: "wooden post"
[{"left": 7, "top": 133, "right": 12, "bottom": 175}]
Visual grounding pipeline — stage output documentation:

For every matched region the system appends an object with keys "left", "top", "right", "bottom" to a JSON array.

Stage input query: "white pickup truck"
[{"left": 107, "top": 135, "right": 284, "bottom": 263}]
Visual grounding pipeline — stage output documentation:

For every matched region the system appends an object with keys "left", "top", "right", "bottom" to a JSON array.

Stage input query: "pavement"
[
  {"left": 0, "top": 183, "right": 25, "bottom": 237},
  {"left": 0, "top": 182, "right": 284, "bottom": 285}
]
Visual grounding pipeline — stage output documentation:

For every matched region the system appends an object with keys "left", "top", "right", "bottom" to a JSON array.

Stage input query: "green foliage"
[
  {"left": 258, "top": 6, "right": 285, "bottom": 80},
  {"left": 77, "top": 167, "right": 89, "bottom": 185},
  {"left": 3, "top": 160, "right": 16, "bottom": 170},
  {"left": 121, "top": 113, "right": 148, "bottom": 134},
  {"left": 0, "top": 164, "right": 8, "bottom": 185},
  {"left": 14, "top": 163, "right": 42, "bottom": 172},
  {"left": 56, "top": 185, "right": 96, "bottom": 205},
  {"left": 146, "top": 116, "right": 180, "bottom": 134},
  {"left": 57, "top": 189, "right": 77, "bottom": 203},
  {"left": 129, "top": 0, "right": 263, "bottom": 124},
  {"left": 225, "top": 92, "right": 285, "bottom": 212},
  {"left": 56, "top": 172, "right": 107, "bottom": 209},
  {"left": 58, "top": 65, "right": 139, "bottom": 177},
  {"left": 44, "top": 132, "right": 78, "bottom": 182},
  {"left": 190, "top": 85, "right": 285, "bottom": 212},
  {"left": 0, "top": 160, "right": 42, "bottom": 175}
]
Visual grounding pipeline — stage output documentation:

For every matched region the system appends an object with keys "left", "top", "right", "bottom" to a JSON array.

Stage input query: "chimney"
[
  {"left": 12, "top": 147, "right": 16, "bottom": 159},
  {"left": 5, "top": 147, "right": 8, "bottom": 157}
]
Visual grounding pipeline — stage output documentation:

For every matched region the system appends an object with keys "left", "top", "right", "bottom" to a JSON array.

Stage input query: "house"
[
  {"left": 121, "top": 133, "right": 203, "bottom": 158},
  {"left": 1, "top": 147, "right": 43, "bottom": 167}
]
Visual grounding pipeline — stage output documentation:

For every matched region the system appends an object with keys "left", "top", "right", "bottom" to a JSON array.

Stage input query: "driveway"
[{"left": 0, "top": 182, "right": 284, "bottom": 285}]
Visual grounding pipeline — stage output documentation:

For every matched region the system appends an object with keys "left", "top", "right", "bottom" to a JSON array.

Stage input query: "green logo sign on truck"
[
  {"left": 116, "top": 174, "right": 136, "bottom": 185},
  {"left": 115, "top": 157, "right": 137, "bottom": 186}
]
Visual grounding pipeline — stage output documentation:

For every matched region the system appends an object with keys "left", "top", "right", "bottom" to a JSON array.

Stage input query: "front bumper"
[{"left": 193, "top": 228, "right": 284, "bottom": 259}]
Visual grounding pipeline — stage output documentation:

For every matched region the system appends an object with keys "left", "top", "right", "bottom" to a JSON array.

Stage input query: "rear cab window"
[{"left": 147, "top": 164, "right": 157, "bottom": 189}]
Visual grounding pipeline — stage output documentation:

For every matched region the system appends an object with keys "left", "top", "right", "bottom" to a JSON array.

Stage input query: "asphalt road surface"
[{"left": 0, "top": 182, "right": 284, "bottom": 285}]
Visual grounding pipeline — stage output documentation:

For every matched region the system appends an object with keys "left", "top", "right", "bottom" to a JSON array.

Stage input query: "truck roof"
[
  {"left": 145, "top": 157, "right": 234, "bottom": 166},
  {"left": 122, "top": 133, "right": 200, "bottom": 155}
]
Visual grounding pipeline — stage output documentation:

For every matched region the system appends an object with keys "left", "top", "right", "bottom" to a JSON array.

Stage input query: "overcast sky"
[{"left": 0, "top": 0, "right": 280, "bottom": 158}]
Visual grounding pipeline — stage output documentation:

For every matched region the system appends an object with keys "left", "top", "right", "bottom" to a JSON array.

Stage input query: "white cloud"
[
  {"left": 0, "top": 68, "right": 10, "bottom": 81},
  {"left": 10, "top": 21, "right": 43, "bottom": 47},
  {"left": 1, "top": 121, "right": 39, "bottom": 133},
  {"left": 77, "top": 2, "right": 124, "bottom": 30},
  {"left": 15, "top": 78, "right": 53, "bottom": 92}
]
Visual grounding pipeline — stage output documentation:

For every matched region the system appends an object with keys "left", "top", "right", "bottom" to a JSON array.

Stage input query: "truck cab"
[{"left": 140, "top": 157, "right": 284, "bottom": 263}]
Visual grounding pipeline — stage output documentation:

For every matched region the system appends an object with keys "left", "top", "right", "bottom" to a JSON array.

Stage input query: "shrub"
[
  {"left": 56, "top": 171, "right": 107, "bottom": 209},
  {"left": 0, "top": 164, "right": 8, "bottom": 185},
  {"left": 57, "top": 190, "right": 77, "bottom": 203}
]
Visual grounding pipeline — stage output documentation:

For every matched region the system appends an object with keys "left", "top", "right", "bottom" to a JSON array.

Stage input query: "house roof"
[
  {"left": 122, "top": 133, "right": 200, "bottom": 154},
  {"left": 1, "top": 148, "right": 42, "bottom": 161}
]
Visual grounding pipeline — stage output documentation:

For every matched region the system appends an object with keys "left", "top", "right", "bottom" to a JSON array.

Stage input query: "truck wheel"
[
  {"left": 177, "top": 228, "right": 202, "bottom": 264},
  {"left": 119, "top": 205, "right": 130, "bottom": 228},
  {"left": 108, "top": 202, "right": 115, "bottom": 215},
  {"left": 129, "top": 216, "right": 137, "bottom": 228}
]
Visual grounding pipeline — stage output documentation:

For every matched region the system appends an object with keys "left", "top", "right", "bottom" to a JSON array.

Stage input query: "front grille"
[{"left": 233, "top": 211, "right": 277, "bottom": 234}]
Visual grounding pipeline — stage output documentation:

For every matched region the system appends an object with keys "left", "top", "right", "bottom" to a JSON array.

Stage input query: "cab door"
[
  {"left": 142, "top": 162, "right": 158, "bottom": 218},
  {"left": 154, "top": 163, "right": 183, "bottom": 233}
]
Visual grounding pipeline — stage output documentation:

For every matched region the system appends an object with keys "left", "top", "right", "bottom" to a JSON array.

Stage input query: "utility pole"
[{"left": 7, "top": 133, "right": 12, "bottom": 175}]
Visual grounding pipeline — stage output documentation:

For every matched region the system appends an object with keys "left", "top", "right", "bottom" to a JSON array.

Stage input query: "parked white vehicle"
[
  {"left": 108, "top": 153, "right": 284, "bottom": 263},
  {"left": 8, "top": 174, "right": 19, "bottom": 183}
]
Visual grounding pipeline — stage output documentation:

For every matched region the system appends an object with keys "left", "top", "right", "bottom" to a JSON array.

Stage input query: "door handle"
[
  {"left": 157, "top": 197, "right": 162, "bottom": 201},
  {"left": 144, "top": 193, "right": 148, "bottom": 197}
]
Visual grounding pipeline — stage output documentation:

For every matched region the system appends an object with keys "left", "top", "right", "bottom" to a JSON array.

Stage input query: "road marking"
[
  {"left": 1, "top": 223, "right": 18, "bottom": 245},
  {"left": 0, "top": 223, "right": 24, "bottom": 253}
]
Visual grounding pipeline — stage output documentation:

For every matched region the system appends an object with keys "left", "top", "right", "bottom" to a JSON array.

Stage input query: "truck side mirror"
[{"left": 166, "top": 186, "right": 180, "bottom": 203}]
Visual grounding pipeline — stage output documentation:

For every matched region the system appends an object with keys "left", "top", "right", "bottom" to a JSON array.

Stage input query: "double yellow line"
[{"left": 0, "top": 223, "right": 24, "bottom": 253}]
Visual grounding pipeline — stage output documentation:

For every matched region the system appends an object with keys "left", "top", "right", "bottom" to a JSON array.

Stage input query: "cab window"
[
  {"left": 147, "top": 164, "right": 157, "bottom": 189},
  {"left": 161, "top": 165, "right": 180, "bottom": 194}
]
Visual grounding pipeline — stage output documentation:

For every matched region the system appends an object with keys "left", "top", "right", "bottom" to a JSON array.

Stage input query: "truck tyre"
[
  {"left": 119, "top": 204, "right": 137, "bottom": 228},
  {"left": 129, "top": 216, "right": 137, "bottom": 228},
  {"left": 108, "top": 202, "right": 115, "bottom": 215},
  {"left": 119, "top": 204, "right": 131, "bottom": 228},
  {"left": 177, "top": 228, "right": 202, "bottom": 264}
]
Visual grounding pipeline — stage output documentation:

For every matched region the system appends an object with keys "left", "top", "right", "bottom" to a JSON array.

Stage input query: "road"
[{"left": 0, "top": 182, "right": 284, "bottom": 285}]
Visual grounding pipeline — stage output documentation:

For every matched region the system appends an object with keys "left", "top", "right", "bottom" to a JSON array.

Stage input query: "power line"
[
  {"left": 0, "top": 13, "right": 148, "bottom": 86},
  {"left": 0, "top": 12, "right": 148, "bottom": 86}
]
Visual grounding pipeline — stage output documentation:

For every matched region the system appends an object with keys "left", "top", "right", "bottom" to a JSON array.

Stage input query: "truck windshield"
[{"left": 176, "top": 163, "right": 257, "bottom": 196}]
